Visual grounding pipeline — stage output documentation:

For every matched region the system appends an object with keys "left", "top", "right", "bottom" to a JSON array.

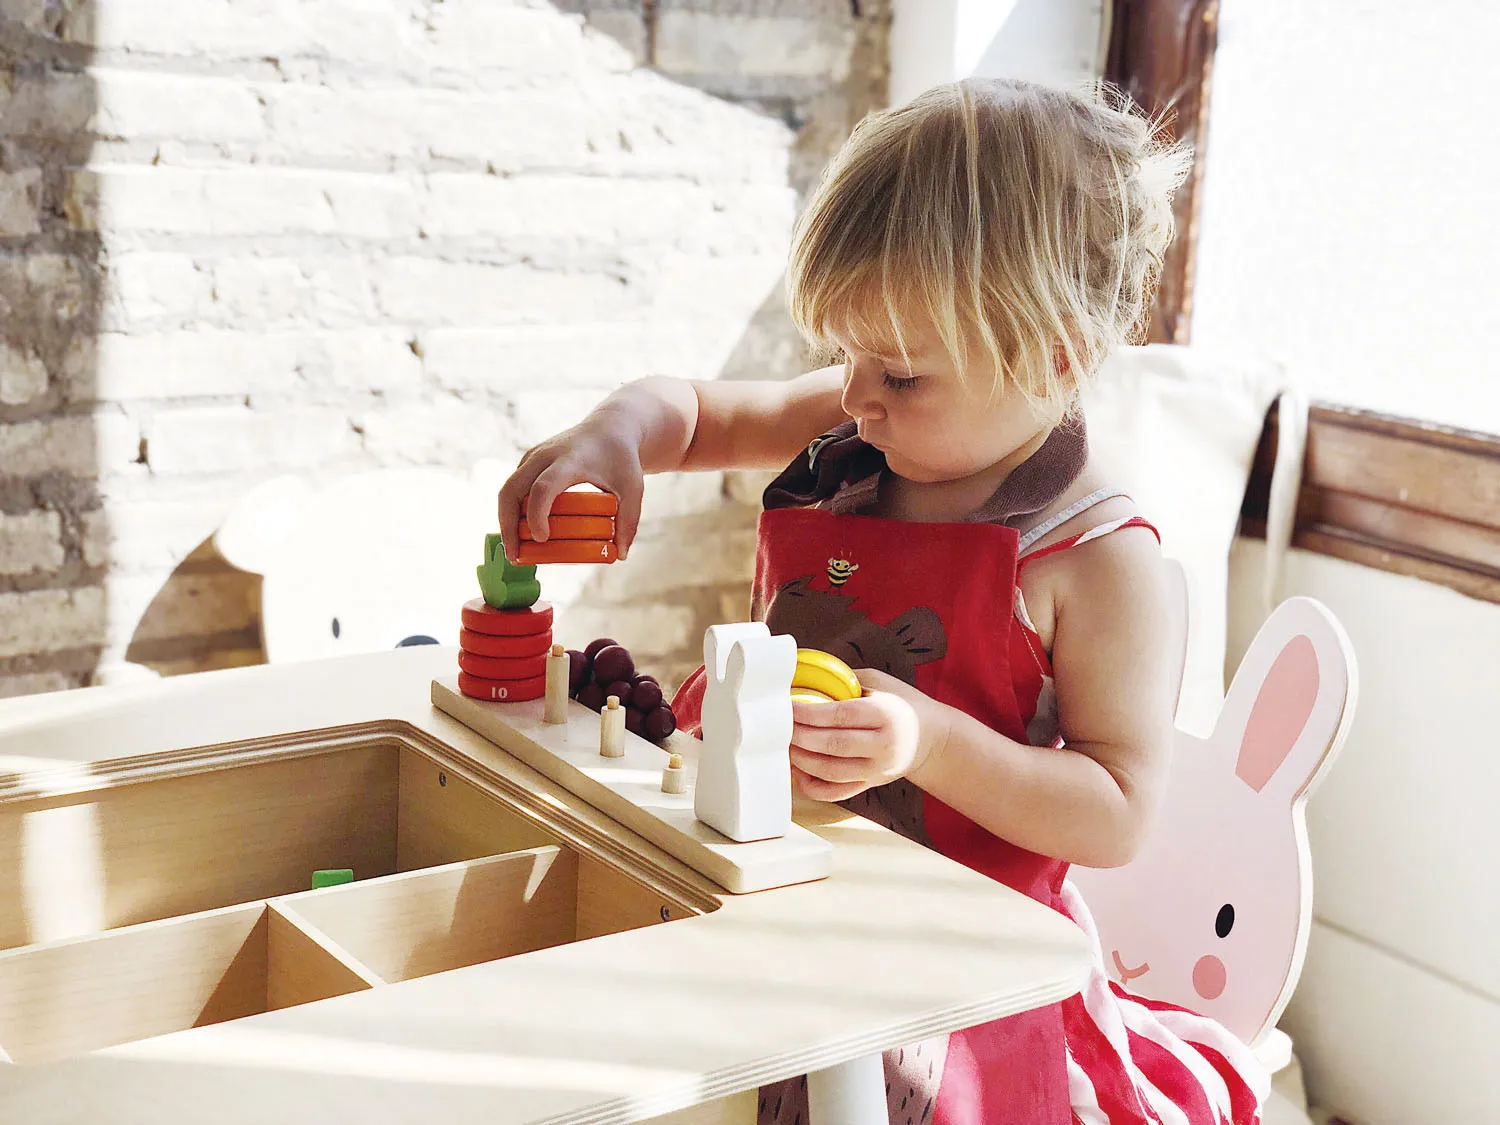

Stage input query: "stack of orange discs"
[
  {"left": 516, "top": 491, "right": 620, "bottom": 565},
  {"left": 457, "top": 598, "right": 554, "bottom": 702}
]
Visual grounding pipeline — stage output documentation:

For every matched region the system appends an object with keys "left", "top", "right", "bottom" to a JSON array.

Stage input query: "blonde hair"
[{"left": 788, "top": 77, "right": 1193, "bottom": 418}]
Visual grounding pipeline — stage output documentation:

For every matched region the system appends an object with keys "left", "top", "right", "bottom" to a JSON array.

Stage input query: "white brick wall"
[{"left": 1, "top": 0, "right": 888, "bottom": 692}]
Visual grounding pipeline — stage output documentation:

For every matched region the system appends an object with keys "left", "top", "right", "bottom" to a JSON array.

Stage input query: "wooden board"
[
  {"left": 431, "top": 678, "right": 833, "bottom": 895},
  {"left": 282, "top": 848, "right": 579, "bottom": 984},
  {"left": 0, "top": 745, "right": 399, "bottom": 952},
  {"left": 0, "top": 903, "right": 268, "bottom": 1065},
  {"left": 265, "top": 903, "right": 381, "bottom": 1009},
  {"left": 395, "top": 746, "right": 559, "bottom": 871}
]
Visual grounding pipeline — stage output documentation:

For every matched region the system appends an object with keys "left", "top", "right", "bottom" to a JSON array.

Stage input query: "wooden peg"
[
  {"left": 544, "top": 644, "right": 569, "bottom": 725},
  {"left": 661, "top": 752, "right": 687, "bottom": 794},
  {"left": 600, "top": 695, "right": 625, "bottom": 758}
]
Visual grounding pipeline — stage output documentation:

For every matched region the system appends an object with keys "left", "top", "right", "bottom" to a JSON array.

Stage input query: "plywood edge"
[
  {"left": 640, "top": 1089, "right": 755, "bottom": 1125},
  {"left": 431, "top": 677, "right": 833, "bottom": 895},
  {"left": 265, "top": 903, "right": 383, "bottom": 1003},
  {"left": 530, "top": 978, "right": 1089, "bottom": 1125}
]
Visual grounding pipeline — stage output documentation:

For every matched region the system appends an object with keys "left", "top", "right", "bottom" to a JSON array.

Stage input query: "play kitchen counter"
[{"left": 0, "top": 646, "right": 1089, "bottom": 1124}]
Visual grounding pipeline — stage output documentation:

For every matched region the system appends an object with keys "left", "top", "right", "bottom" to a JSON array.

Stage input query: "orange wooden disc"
[
  {"left": 457, "top": 671, "right": 546, "bottom": 703},
  {"left": 514, "top": 539, "right": 618, "bottom": 565},
  {"left": 458, "top": 628, "right": 553, "bottom": 658},
  {"left": 517, "top": 514, "right": 616, "bottom": 541},
  {"left": 460, "top": 599, "right": 553, "bottom": 636},
  {"left": 521, "top": 490, "right": 619, "bottom": 517},
  {"left": 457, "top": 650, "right": 548, "bottom": 680}
]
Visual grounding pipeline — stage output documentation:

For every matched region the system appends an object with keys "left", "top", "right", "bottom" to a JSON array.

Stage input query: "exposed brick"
[
  {"left": 423, "top": 3, "right": 632, "bottom": 77},
  {"left": 209, "top": 257, "right": 377, "bottom": 328},
  {"left": 0, "top": 417, "right": 96, "bottom": 476},
  {"left": 371, "top": 258, "right": 634, "bottom": 325},
  {"left": 510, "top": 389, "right": 615, "bottom": 449},
  {"left": 68, "top": 330, "right": 299, "bottom": 403},
  {"left": 100, "top": 253, "right": 214, "bottom": 332},
  {"left": 1, "top": 342, "right": 49, "bottom": 406},
  {"left": 2, "top": 0, "right": 55, "bottom": 36},
  {"left": 655, "top": 12, "right": 856, "bottom": 79},
  {"left": 0, "top": 71, "right": 95, "bottom": 137},
  {"left": 0, "top": 587, "right": 107, "bottom": 659},
  {"left": 68, "top": 166, "right": 420, "bottom": 239},
  {"left": 0, "top": 169, "right": 41, "bottom": 237},
  {"left": 145, "top": 406, "right": 359, "bottom": 475},
  {"left": 68, "top": 0, "right": 314, "bottom": 58},
  {"left": 91, "top": 69, "right": 265, "bottom": 144},
  {"left": 421, "top": 323, "right": 708, "bottom": 393},
  {"left": 0, "top": 510, "right": 64, "bottom": 576},
  {"left": 296, "top": 329, "right": 423, "bottom": 393},
  {"left": 263, "top": 84, "right": 430, "bottom": 165},
  {"left": 82, "top": 500, "right": 227, "bottom": 572},
  {"left": 355, "top": 398, "right": 518, "bottom": 467}
]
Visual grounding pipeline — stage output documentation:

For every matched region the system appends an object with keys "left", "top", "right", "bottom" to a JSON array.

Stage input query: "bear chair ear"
[
  {"left": 1223, "top": 596, "right": 1358, "bottom": 806},
  {"left": 214, "top": 475, "right": 315, "bottom": 577}
]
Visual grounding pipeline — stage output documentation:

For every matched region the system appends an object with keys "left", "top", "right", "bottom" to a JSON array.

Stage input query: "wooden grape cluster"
[{"left": 568, "top": 638, "right": 678, "bottom": 743}]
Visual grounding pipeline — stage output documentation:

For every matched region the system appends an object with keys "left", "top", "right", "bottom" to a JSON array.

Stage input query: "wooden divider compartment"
[
  {"left": 0, "top": 901, "right": 380, "bottom": 1066},
  {"left": 278, "top": 846, "right": 579, "bottom": 984},
  {"left": 0, "top": 733, "right": 702, "bottom": 1066},
  {"left": 0, "top": 742, "right": 562, "bottom": 952}
]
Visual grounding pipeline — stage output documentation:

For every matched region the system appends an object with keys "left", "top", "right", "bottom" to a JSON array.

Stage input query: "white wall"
[
  {"left": 1198, "top": 5, "right": 1500, "bottom": 1117},
  {"left": 889, "top": 0, "right": 1106, "bottom": 106},
  {"left": 1193, "top": 0, "right": 1500, "bottom": 432},
  {"left": 1228, "top": 543, "right": 1500, "bottom": 1123}
]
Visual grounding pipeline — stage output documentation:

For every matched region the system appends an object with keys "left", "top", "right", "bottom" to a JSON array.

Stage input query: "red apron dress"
[{"left": 671, "top": 420, "right": 1268, "bottom": 1125}]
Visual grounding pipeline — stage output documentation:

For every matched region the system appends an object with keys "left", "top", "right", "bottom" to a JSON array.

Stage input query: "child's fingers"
[
  {"left": 791, "top": 695, "right": 882, "bottom": 730},
  {"left": 792, "top": 765, "right": 868, "bottom": 804},
  {"left": 613, "top": 473, "right": 645, "bottom": 561},
  {"left": 497, "top": 455, "right": 548, "bottom": 563},
  {"left": 792, "top": 720, "right": 876, "bottom": 760},
  {"left": 790, "top": 745, "right": 873, "bottom": 784}
]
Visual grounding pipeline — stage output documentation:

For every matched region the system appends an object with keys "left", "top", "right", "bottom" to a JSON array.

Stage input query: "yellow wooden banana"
[{"left": 792, "top": 649, "right": 861, "bottom": 701}]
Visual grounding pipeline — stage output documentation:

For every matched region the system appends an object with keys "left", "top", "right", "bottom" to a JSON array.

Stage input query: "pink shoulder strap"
[{"left": 1017, "top": 488, "right": 1160, "bottom": 572}]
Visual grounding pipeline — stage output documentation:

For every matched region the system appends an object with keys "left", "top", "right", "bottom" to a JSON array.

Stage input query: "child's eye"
[{"left": 882, "top": 371, "right": 920, "bottom": 391}]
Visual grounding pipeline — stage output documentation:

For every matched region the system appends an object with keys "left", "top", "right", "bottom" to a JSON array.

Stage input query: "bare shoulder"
[{"left": 1017, "top": 462, "right": 1165, "bottom": 650}]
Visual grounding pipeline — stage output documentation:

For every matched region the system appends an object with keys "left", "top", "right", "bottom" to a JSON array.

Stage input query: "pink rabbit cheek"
[{"left": 1192, "top": 954, "right": 1227, "bottom": 1000}]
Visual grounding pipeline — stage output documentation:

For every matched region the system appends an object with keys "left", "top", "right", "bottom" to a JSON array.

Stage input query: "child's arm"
[
  {"left": 791, "top": 528, "right": 1176, "bottom": 868},
  {"left": 497, "top": 367, "right": 846, "bottom": 560}
]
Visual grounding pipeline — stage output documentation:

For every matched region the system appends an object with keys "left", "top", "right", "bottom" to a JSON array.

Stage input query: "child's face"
[{"left": 833, "top": 325, "right": 1054, "bottom": 485}]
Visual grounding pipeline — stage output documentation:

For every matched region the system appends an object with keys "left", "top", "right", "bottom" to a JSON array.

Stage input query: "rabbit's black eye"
[
  {"left": 1215, "top": 904, "right": 1235, "bottom": 938},
  {"left": 331, "top": 618, "right": 341, "bottom": 639}
]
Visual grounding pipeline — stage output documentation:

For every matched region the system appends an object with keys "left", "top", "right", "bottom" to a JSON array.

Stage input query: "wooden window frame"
[{"left": 1107, "top": 0, "right": 1500, "bottom": 604}]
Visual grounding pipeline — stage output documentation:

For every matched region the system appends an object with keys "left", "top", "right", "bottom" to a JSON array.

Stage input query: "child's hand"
[
  {"left": 498, "top": 418, "right": 645, "bottom": 562},
  {"left": 788, "top": 668, "right": 953, "bottom": 802}
]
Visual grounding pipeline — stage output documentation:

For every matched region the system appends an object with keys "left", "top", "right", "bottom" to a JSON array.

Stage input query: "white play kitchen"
[{"left": 0, "top": 642, "right": 1091, "bottom": 1124}]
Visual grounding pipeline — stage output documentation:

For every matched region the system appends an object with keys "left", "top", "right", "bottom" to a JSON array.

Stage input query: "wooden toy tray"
[
  {"left": 430, "top": 675, "right": 834, "bottom": 894},
  {"left": 0, "top": 736, "right": 690, "bottom": 1068}
]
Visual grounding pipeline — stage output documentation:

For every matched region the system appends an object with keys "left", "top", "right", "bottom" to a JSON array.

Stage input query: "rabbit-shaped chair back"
[{"left": 1069, "top": 595, "right": 1357, "bottom": 1047}]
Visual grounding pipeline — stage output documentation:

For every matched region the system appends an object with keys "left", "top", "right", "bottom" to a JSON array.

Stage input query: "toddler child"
[{"left": 499, "top": 77, "right": 1269, "bottom": 1125}]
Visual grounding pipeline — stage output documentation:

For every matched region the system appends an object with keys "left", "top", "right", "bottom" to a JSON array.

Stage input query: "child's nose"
[{"left": 840, "top": 367, "right": 885, "bottom": 421}]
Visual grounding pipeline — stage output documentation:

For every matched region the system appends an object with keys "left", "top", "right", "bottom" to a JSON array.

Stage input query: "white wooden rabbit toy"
[
  {"left": 694, "top": 622, "right": 798, "bottom": 843},
  {"left": 1069, "top": 596, "right": 1358, "bottom": 1048}
]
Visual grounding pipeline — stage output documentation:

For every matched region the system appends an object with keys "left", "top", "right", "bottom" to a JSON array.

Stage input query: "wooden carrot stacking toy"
[{"left": 516, "top": 489, "right": 620, "bottom": 565}]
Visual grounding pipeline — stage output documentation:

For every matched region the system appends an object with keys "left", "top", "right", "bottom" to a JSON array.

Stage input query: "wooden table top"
[{"left": 0, "top": 646, "right": 1090, "bottom": 1124}]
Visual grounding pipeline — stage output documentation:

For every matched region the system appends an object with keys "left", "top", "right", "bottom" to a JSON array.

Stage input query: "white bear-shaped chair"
[
  {"left": 215, "top": 464, "right": 508, "bottom": 664},
  {"left": 1070, "top": 596, "right": 1357, "bottom": 1063}
]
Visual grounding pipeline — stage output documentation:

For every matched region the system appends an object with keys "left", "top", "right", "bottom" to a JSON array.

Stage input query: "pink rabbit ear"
[{"left": 1236, "top": 634, "right": 1320, "bottom": 792}]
